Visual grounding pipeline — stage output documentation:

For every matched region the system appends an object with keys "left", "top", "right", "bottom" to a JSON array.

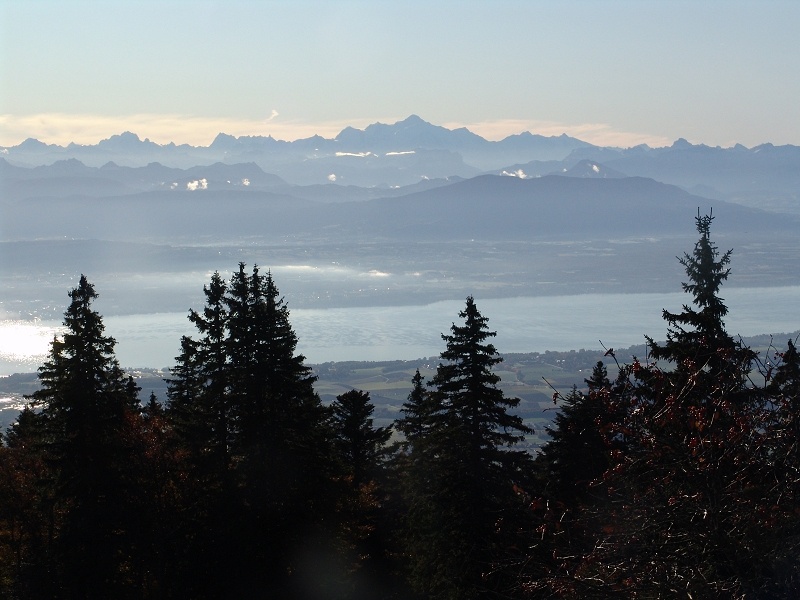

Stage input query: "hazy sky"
[{"left": 1, "top": 0, "right": 798, "bottom": 148}]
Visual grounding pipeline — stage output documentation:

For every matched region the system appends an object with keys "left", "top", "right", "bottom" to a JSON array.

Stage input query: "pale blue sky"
[{"left": 1, "top": 0, "right": 798, "bottom": 147}]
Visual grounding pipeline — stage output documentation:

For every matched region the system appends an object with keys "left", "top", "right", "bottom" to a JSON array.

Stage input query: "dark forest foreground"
[{"left": 1, "top": 213, "right": 799, "bottom": 598}]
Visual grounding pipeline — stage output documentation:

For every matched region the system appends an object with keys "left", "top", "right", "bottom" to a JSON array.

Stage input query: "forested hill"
[
  {"left": 3, "top": 172, "right": 796, "bottom": 243},
  {"left": 315, "top": 174, "right": 792, "bottom": 240}
]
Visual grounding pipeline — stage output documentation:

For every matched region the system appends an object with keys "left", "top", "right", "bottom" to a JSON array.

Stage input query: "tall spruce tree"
[
  {"left": 170, "top": 271, "right": 231, "bottom": 479},
  {"left": 647, "top": 209, "right": 755, "bottom": 379},
  {"left": 24, "top": 275, "right": 142, "bottom": 598},
  {"left": 581, "top": 213, "right": 768, "bottom": 597},
  {"left": 167, "top": 264, "right": 337, "bottom": 598},
  {"left": 400, "top": 296, "right": 533, "bottom": 599},
  {"left": 228, "top": 266, "right": 336, "bottom": 597},
  {"left": 165, "top": 271, "right": 235, "bottom": 598}
]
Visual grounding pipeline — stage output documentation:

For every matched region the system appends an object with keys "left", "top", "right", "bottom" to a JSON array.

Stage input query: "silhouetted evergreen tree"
[
  {"left": 331, "top": 389, "right": 392, "bottom": 489},
  {"left": 23, "top": 276, "right": 143, "bottom": 598},
  {"left": 389, "top": 369, "right": 435, "bottom": 599},
  {"left": 165, "top": 272, "right": 235, "bottom": 598},
  {"left": 231, "top": 266, "right": 337, "bottom": 597},
  {"left": 767, "top": 338, "right": 800, "bottom": 437},
  {"left": 523, "top": 361, "right": 635, "bottom": 597},
  {"left": 537, "top": 362, "right": 612, "bottom": 505},
  {"left": 578, "top": 213, "right": 769, "bottom": 597},
  {"left": 127, "top": 386, "right": 183, "bottom": 598},
  {"left": 646, "top": 209, "right": 752, "bottom": 366},
  {"left": 401, "top": 296, "right": 533, "bottom": 599},
  {"left": 329, "top": 389, "right": 397, "bottom": 599},
  {"left": 142, "top": 390, "right": 163, "bottom": 420},
  {"left": 184, "top": 271, "right": 231, "bottom": 477},
  {"left": 396, "top": 369, "right": 434, "bottom": 448},
  {"left": 0, "top": 407, "right": 51, "bottom": 598},
  {"left": 167, "top": 264, "right": 339, "bottom": 598},
  {"left": 759, "top": 338, "right": 800, "bottom": 594}
]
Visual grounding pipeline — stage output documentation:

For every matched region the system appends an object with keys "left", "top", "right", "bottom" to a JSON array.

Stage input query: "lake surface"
[{"left": 1, "top": 286, "right": 798, "bottom": 375}]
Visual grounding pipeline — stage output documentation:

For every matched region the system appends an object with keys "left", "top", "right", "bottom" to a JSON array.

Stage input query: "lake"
[{"left": 1, "top": 285, "right": 798, "bottom": 375}]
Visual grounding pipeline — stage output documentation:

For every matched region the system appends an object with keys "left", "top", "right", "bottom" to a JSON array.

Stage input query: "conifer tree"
[
  {"left": 523, "top": 362, "right": 627, "bottom": 597},
  {"left": 142, "top": 390, "right": 163, "bottom": 420},
  {"left": 185, "top": 271, "right": 231, "bottom": 475},
  {"left": 761, "top": 338, "right": 800, "bottom": 592},
  {"left": 226, "top": 265, "right": 325, "bottom": 464},
  {"left": 329, "top": 389, "right": 396, "bottom": 597},
  {"left": 0, "top": 407, "right": 51, "bottom": 598},
  {"left": 231, "top": 266, "right": 336, "bottom": 597},
  {"left": 168, "top": 264, "right": 337, "bottom": 597},
  {"left": 647, "top": 210, "right": 755, "bottom": 380},
  {"left": 585, "top": 213, "right": 768, "bottom": 597},
  {"left": 166, "top": 336, "right": 202, "bottom": 428},
  {"left": 168, "top": 272, "right": 231, "bottom": 486},
  {"left": 331, "top": 389, "right": 392, "bottom": 489},
  {"left": 767, "top": 338, "right": 800, "bottom": 433},
  {"left": 537, "top": 362, "right": 612, "bottom": 505},
  {"left": 165, "top": 272, "right": 237, "bottom": 597},
  {"left": 24, "top": 275, "right": 143, "bottom": 598},
  {"left": 401, "top": 296, "right": 533, "bottom": 599},
  {"left": 396, "top": 369, "right": 434, "bottom": 447}
]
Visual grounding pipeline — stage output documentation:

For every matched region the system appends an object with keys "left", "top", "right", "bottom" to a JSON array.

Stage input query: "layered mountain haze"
[
  {"left": 0, "top": 158, "right": 287, "bottom": 200},
  {"left": 0, "top": 115, "right": 593, "bottom": 186},
  {"left": 546, "top": 139, "right": 800, "bottom": 213},
  {"left": 4, "top": 115, "right": 799, "bottom": 211},
  {"left": 1, "top": 114, "right": 799, "bottom": 356},
  {"left": 3, "top": 160, "right": 795, "bottom": 243}
]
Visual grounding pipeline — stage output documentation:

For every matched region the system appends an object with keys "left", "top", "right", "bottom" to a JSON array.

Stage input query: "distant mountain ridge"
[
  {"left": 3, "top": 115, "right": 590, "bottom": 166},
  {"left": 3, "top": 158, "right": 800, "bottom": 318},
  {"left": 0, "top": 157, "right": 287, "bottom": 199},
  {"left": 3, "top": 115, "right": 800, "bottom": 208},
  {"left": 1, "top": 115, "right": 592, "bottom": 185},
  {"left": 0, "top": 156, "right": 473, "bottom": 203},
  {"left": 4, "top": 168, "right": 796, "bottom": 245},
  {"left": 327, "top": 174, "right": 790, "bottom": 241}
]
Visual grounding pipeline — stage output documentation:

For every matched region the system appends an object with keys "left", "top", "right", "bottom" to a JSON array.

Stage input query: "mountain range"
[
  {"left": 2, "top": 114, "right": 800, "bottom": 321},
  {"left": 2, "top": 164, "right": 797, "bottom": 247},
  {"left": 3, "top": 115, "right": 798, "bottom": 213}
]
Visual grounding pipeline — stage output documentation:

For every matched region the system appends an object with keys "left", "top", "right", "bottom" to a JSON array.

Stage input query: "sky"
[{"left": 1, "top": 0, "right": 799, "bottom": 149}]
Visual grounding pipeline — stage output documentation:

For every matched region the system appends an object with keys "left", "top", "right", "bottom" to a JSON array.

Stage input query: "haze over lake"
[
  {"left": 3, "top": 286, "right": 799, "bottom": 376},
  {"left": 3, "top": 116, "right": 800, "bottom": 377}
]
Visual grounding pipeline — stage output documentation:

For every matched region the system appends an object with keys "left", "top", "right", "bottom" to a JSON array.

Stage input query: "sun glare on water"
[{"left": 0, "top": 321, "right": 62, "bottom": 361}]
